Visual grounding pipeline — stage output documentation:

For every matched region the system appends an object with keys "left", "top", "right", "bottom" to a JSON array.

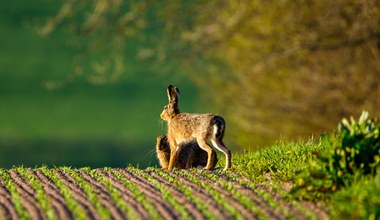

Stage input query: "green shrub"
[
  {"left": 329, "top": 111, "right": 380, "bottom": 185},
  {"left": 330, "top": 173, "right": 380, "bottom": 219},
  {"left": 293, "top": 111, "right": 380, "bottom": 200}
]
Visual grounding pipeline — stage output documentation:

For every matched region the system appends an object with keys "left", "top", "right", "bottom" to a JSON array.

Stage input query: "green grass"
[
  {"left": 232, "top": 139, "right": 325, "bottom": 181},
  {"left": 238, "top": 138, "right": 379, "bottom": 219}
]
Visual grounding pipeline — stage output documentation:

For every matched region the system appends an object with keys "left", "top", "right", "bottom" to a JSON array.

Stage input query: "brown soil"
[
  {"left": 0, "top": 177, "right": 18, "bottom": 220},
  {"left": 76, "top": 169, "right": 126, "bottom": 220},
  {"left": 143, "top": 170, "right": 206, "bottom": 220},
  {"left": 97, "top": 169, "right": 151, "bottom": 220},
  {"left": 212, "top": 172, "right": 291, "bottom": 219},
  {"left": 233, "top": 172, "right": 328, "bottom": 220},
  {"left": 9, "top": 170, "right": 47, "bottom": 220},
  {"left": 53, "top": 169, "right": 101, "bottom": 220},
  {"left": 115, "top": 168, "right": 180, "bottom": 219},
  {"left": 164, "top": 170, "right": 234, "bottom": 219},
  {"left": 32, "top": 170, "right": 73, "bottom": 220},
  {"left": 178, "top": 170, "right": 260, "bottom": 219},
  {"left": 0, "top": 168, "right": 327, "bottom": 219}
]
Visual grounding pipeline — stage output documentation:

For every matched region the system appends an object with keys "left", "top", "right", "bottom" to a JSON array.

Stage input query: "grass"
[{"left": 231, "top": 139, "right": 325, "bottom": 182}]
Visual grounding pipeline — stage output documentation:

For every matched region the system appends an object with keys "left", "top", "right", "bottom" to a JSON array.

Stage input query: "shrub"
[
  {"left": 330, "top": 173, "right": 380, "bottom": 219},
  {"left": 293, "top": 111, "right": 380, "bottom": 200},
  {"left": 329, "top": 111, "right": 380, "bottom": 184}
]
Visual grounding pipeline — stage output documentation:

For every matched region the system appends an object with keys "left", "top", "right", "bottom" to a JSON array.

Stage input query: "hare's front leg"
[
  {"left": 168, "top": 144, "right": 182, "bottom": 169},
  {"left": 197, "top": 139, "right": 215, "bottom": 170}
]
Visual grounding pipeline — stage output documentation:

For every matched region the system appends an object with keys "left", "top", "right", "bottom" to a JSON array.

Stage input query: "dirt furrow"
[
  {"left": 210, "top": 172, "right": 289, "bottom": 219},
  {"left": 144, "top": 170, "right": 207, "bottom": 220},
  {"left": 99, "top": 169, "right": 151, "bottom": 220},
  {"left": 53, "top": 169, "right": 101, "bottom": 220},
  {"left": 32, "top": 170, "right": 73, "bottom": 220},
  {"left": 9, "top": 170, "right": 47, "bottom": 220},
  {"left": 0, "top": 167, "right": 328, "bottom": 220},
  {"left": 76, "top": 170, "right": 126, "bottom": 220},
  {"left": 0, "top": 178, "right": 18, "bottom": 220},
  {"left": 182, "top": 170, "right": 261, "bottom": 220},
  {"left": 0, "top": 203, "right": 13, "bottom": 220},
  {"left": 255, "top": 183, "right": 309, "bottom": 219},
  {"left": 165, "top": 170, "right": 233, "bottom": 219},
  {"left": 115, "top": 168, "right": 179, "bottom": 220},
  {"left": 233, "top": 173, "right": 326, "bottom": 219}
]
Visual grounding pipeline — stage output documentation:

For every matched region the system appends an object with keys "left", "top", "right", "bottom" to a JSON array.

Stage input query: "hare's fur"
[
  {"left": 156, "top": 135, "right": 217, "bottom": 169},
  {"left": 160, "top": 85, "right": 232, "bottom": 171}
]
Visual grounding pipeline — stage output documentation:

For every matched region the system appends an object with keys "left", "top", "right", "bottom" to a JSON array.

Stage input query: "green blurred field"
[{"left": 0, "top": 1, "right": 202, "bottom": 168}]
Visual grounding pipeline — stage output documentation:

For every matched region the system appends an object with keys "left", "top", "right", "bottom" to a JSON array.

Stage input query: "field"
[
  {"left": 1, "top": 136, "right": 379, "bottom": 219},
  {"left": 0, "top": 167, "right": 326, "bottom": 220},
  {"left": 0, "top": 140, "right": 330, "bottom": 220}
]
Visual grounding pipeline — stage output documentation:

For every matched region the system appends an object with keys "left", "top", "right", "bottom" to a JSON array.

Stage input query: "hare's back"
[
  {"left": 173, "top": 113, "right": 214, "bottom": 125},
  {"left": 171, "top": 113, "right": 218, "bottom": 136}
]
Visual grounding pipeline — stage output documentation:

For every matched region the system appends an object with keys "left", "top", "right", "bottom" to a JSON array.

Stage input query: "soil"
[{"left": 0, "top": 168, "right": 327, "bottom": 220}]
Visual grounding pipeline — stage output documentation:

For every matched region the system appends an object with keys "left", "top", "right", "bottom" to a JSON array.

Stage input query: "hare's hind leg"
[
  {"left": 196, "top": 139, "right": 215, "bottom": 170},
  {"left": 210, "top": 139, "right": 231, "bottom": 171}
]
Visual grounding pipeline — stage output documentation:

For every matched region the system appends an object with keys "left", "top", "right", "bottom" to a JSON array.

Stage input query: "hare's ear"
[
  {"left": 167, "top": 85, "right": 174, "bottom": 102},
  {"left": 167, "top": 85, "right": 180, "bottom": 103},
  {"left": 166, "top": 85, "right": 173, "bottom": 102},
  {"left": 172, "top": 86, "right": 180, "bottom": 103}
]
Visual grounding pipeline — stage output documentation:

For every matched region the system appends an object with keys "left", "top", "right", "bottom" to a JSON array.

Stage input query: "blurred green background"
[
  {"left": 0, "top": 0, "right": 203, "bottom": 168},
  {"left": 1, "top": 0, "right": 379, "bottom": 168}
]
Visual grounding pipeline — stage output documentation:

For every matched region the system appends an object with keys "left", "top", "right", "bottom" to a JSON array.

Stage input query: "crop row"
[{"left": 0, "top": 167, "right": 322, "bottom": 219}]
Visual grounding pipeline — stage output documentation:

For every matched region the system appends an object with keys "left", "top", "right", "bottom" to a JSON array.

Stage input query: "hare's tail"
[{"left": 211, "top": 116, "right": 225, "bottom": 139}]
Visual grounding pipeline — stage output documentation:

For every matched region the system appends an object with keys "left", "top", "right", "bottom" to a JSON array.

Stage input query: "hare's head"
[{"left": 160, "top": 85, "right": 180, "bottom": 121}]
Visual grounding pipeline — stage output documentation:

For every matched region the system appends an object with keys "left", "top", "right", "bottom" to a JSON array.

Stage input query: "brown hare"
[
  {"left": 156, "top": 135, "right": 218, "bottom": 169},
  {"left": 160, "top": 85, "right": 232, "bottom": 171}
]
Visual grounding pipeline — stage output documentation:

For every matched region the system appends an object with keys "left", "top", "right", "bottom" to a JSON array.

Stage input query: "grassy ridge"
[{"left": 232, "top": 139, "right": 325, "bottom": 181}]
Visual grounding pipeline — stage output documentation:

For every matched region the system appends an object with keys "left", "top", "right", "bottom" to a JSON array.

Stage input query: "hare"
[
  {"left": 156, "top": 135, "right": 218, "bottom": 169},
  {"left": 160, "top": 85, "right": 232, "bottom": 171}
]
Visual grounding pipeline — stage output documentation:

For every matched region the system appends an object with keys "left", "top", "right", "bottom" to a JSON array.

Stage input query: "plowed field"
[{"left": 0, "top": 167, "right": 327, "bottom": 219}]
